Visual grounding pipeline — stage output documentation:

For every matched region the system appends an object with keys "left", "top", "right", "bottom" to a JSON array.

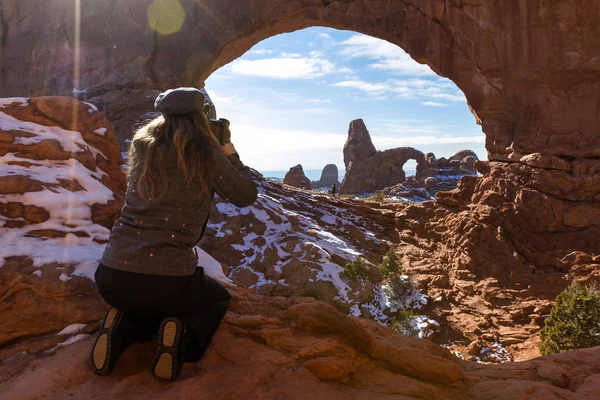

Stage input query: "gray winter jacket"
[{"left": 100, "top": 145, "right": 257, "bottom": 276}]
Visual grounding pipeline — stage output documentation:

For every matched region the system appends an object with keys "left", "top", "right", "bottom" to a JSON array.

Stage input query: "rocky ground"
[{"left": 2, "top": 285, "right": 600, "bottom": 400}]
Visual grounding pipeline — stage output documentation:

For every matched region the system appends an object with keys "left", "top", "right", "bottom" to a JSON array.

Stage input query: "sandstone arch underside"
[
  {"left": 1, "top": 0, "right": 599, "bottom": 356},
  {"left": 2, "top": 0, "right": 600, "bottom": 161}
]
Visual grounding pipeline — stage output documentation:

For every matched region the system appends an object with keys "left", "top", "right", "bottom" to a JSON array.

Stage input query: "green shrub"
[
  {"left": 539, "top": 281, "right": 600, "bottom": 355},
  {"left": 392, "top": 310, "right": 419, "bottom": 336},
  {"left": 380, "top": 248, "right": 402, "bottom": 279},
  {"left": 344, "top": 257, "right": 369, "bottom": 282},
  {"left": 372, "top": 190, "right": 384, "bottom": 202}
]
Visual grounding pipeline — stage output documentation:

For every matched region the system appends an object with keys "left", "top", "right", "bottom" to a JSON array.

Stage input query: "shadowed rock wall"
[{"left": 2, "top": 0, "right": 599, "bottom": 161}]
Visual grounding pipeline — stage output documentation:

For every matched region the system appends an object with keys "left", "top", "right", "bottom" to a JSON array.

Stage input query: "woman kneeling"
[{"left": 90, "top": 87, "right": 257, "bottom": 381}]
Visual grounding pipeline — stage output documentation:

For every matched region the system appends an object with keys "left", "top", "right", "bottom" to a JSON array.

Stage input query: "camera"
[{"left": 204, "top": 103, "right": 230, "bottom": 144}]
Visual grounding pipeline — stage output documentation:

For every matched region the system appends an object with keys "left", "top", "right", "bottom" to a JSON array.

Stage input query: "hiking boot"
[
  {"left": 152, "top": 317, "right": 187, "bottom": 381},
  {"left": 90, "top": 308, "right": 134, "bottom": 375}
]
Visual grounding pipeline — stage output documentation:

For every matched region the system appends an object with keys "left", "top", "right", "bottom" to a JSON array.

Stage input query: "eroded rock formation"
[
  {"left": 340, "top": 120, "right": 427, "bottom": 194},
  {"left": 343, "top": 119, "right": 376, "bottom": 168},
  {"left": 2, "top": 285, "right": 600, "bottom": 400},
  {"left": 203, "top": 175, "right": 398, "bottom": 313},
  {"left": 0, "top": 96, "right": 124, "bottom": 345},
  {"left": 283, "top": 164, "right": 312, "bottom": 190},
  {"left": 381, "top": 150, "right": 481, "bottom": 201},
  {"left": 395, "top": 165, "right": 600, "bottom": 360},
  {"left": 312, "top": 164, "right": 340, "bottom": 189},
  {"left": 339, "top": 120, "right": 478, "bottom": 195}
]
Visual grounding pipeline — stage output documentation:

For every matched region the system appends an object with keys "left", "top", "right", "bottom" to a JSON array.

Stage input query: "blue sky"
[{"left": 205, "top": 27, "right": 485, "bottom": 173}]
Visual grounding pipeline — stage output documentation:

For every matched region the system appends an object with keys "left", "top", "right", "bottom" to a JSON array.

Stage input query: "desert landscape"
[{"left": 1, "top": 1, "right": 599, "bottom": 399}]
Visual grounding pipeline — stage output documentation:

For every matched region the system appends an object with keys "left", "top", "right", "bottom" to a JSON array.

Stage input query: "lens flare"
[
  {"left": 68, "top": 0, "right": 82, "bottom": 241},
  {"left": 147, "top": 0, "right": 186, "bottom": 36}
]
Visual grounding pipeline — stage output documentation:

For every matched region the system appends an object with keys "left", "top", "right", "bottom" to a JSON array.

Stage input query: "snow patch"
[
  {"left": 349, "top": 304, "right": 362, "bottom": 317},
  {"left": 195, "top": 247, "right": 235, "bottom": 286},
  {"left": 0, "top": 110, "right": 114, "bottom": 280},
  {"left": 83, "top": 102, "right": 98, "bottom": 112},
  {"left": 46, "top": 334, "right": 90, "bottom": 354},
  {"left": 215, "top": 184, "right": 368, "bottom": 301},
  {"left": 57, "top": 323, "right": 87, "bottom": 336},
  {"left": 413, "top": 316, "right": 440, "bottom": 339},
  {"left": 380, "top": 276, "right": 429, "bottom": 312},
  {"left": 0, "top": 97, "right": 29, "bottom": 108},
  {"left": 0, "top": 113, "right": 107, "bottom": 160},
  {"left": 476, "top": 340, "right": 513, "bottom": 363},
  {"left": 1, "top": 351, "right": 28, "bottom": 364}
]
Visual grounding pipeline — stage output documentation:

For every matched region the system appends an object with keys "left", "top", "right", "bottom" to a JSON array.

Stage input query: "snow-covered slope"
[{"left": 0, "top": 97, "right": 124, "bottom": 280}]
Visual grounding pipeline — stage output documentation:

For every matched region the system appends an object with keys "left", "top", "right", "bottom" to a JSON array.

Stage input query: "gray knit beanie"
[{"left": 154, "top": 87, "right": 206, "bottom": 116}]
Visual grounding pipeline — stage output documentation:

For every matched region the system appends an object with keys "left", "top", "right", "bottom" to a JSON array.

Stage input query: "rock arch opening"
[
  {"left": 1, "top": 0, "right": 599, "bottom": 365},
  {"left": 204, "top": 26, "right": 485, "bottom": 195}
]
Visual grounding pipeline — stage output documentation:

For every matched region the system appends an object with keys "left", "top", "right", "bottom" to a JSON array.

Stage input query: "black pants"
[{"left": 95, "top": 263, "right": 231, "bottom": 361}]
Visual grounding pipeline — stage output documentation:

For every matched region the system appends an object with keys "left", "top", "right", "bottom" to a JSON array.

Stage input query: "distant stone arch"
[{"left": 339, "top": 119, "right": 430, "bottom": 194}]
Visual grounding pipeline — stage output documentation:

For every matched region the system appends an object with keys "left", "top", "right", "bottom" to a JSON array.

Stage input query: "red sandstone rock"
[
  {"left": 312, "top": 164, "right": 340, "bottom": 189},
  {"left": 394, "top": 158, "right": 600, "bottom": 360},
  {"left": 0, "top": 97, "right": 125, "bottom": 232},
  {"left": 0, "top": 97, "right": 124, "bottom": 346},
  {"left": 203, "top": 174, "right": 394, "bottom": 313},
  {"left": 340, "top": 120, "right": 428, "bottom": 194},
  {"left": 342, "top": 119, "right": 376, "bottom": 168},
  {"left": 282, "top": 164, "right": 312, "bottom": 190},
  {"left": 1, "top": 285, "right": 599, "bottom": 400},
  {"left": 341, "top": 128, "right": 479, "bottom": 198}
]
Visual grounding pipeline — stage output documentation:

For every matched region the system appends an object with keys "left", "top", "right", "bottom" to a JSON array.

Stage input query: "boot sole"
[
  {"left": 104, "top": 308, "right": 118, "bottom": 329},
  {"left": 91, "top": 308, "right": 119, "bottom": 370},
  {"left": 153, "top": 320, "right": 182, "bottom": 381},
  {"left": 92, "top": 333, "right": 109, "bottom": 370},
  {"left": 154, "top": 353, "right": 174, "bottom": 380},
  {"left": 91, "top": 308, "right": 132, "bottom": 375}
]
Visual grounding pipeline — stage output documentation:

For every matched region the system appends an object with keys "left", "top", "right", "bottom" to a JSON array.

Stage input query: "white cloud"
[
  {"left": 333, "top": 80, "right": 388, "bottom": 94},
  {"left": 422, "top": 101, "right": 447, "bottom": 107},
  {"left": 207, "top": 91, "right": 242, "bottom": 104},
  {"left": 248, "top": 49, "right": 274, "bottom": 55},
  {"left": 332, "top": 78, "right": 466, "bottom": 104},
  {"left": 336, "top": 67, "right": 356, "bottom": 75},
  {"left": 372, "top": 119, "right": 463, "bottom": 135},
  {"left": 428, "top": 93, "right": 465, "bottom": 102},
  {"left": 280, "top": 52, "right": 303, "bottom": 58},
  {"left": 338, "top": 35, "right": 434, "bottom": 76},
  {"left": 230, "top": 56, "right": 336, "bottom": 79},
  {"left": 319, "top": 33, "right": 332, "bottom": 39}
]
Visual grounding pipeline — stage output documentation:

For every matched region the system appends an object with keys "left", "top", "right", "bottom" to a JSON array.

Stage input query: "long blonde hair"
[{"left": 127, "top": 111, "right": 220, "bottom": 200}]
